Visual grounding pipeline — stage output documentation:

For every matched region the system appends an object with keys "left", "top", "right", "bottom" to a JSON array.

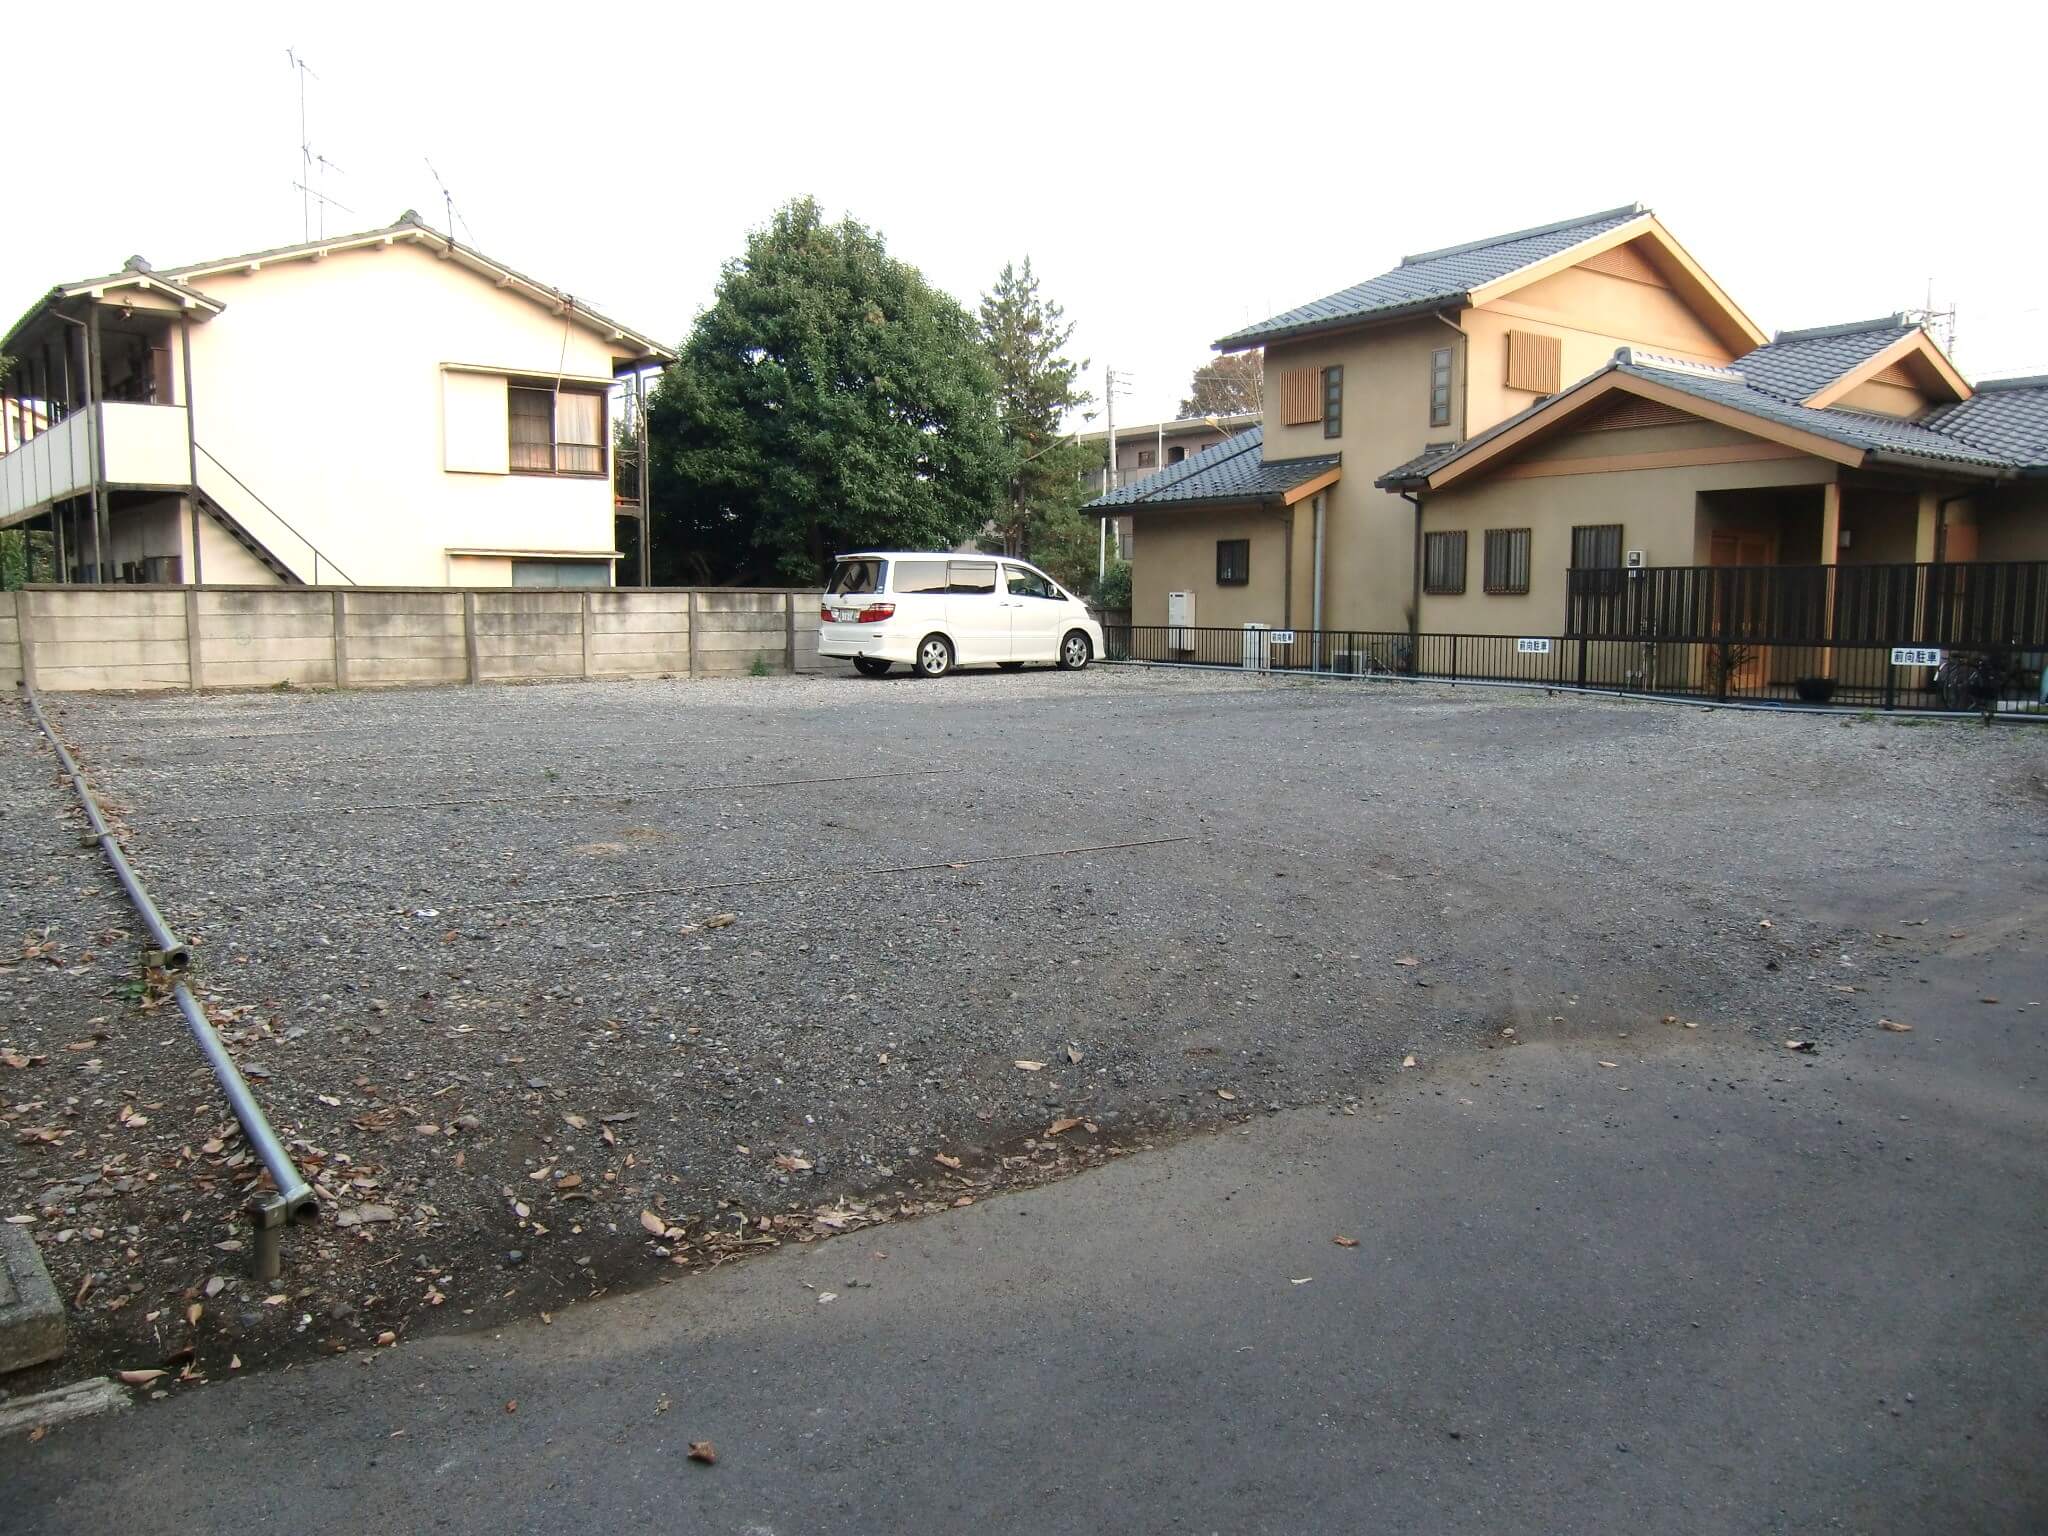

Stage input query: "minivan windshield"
[{"left": 827, "top": 558, "right": 886, "bottom": 597}]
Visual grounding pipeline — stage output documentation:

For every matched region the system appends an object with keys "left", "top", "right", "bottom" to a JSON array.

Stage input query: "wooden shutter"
[
  {"left": 1279, "top": 367, "right": 1323, "bottom": 426},
  {"left": 1505, "top": 330, "right": 1563, "bottom": 394}
]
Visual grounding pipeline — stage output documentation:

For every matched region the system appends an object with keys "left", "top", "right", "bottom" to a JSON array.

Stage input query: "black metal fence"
[
  {"left": 1566, "top": 561, "right": 2048, "bottom": 650},
  {"left": 1104, "top": 624, "right": 2047, "bottom": 715}
]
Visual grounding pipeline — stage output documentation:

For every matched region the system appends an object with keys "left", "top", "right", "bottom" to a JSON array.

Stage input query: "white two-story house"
[{"left": 0, "top": 210, "right": 674, "bottom": 587}]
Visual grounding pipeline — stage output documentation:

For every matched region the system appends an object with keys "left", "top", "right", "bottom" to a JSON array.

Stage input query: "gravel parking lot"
[{"left": 5, "top": 665, "right": 2044, "bottom": 1385}]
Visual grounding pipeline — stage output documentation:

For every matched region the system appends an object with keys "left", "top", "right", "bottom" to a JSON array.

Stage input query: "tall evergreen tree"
[
  {"left": 646, "top": 198, "right": 1006, "bottom": 586},
  {"left": 977, "top": 259, "right": 1095, "bottom": 568}
]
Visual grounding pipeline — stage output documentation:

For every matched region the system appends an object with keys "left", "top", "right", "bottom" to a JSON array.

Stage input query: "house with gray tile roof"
[{"left": 1084, "top": 202, "right": 1769, "bottom": 633}]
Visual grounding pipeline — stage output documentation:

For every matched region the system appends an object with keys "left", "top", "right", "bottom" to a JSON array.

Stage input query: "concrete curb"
[
  {"left": 0, "top": 1377, "right": 130, "bottom": 1438},
  {"left": 0, "top": 1224, "right": 65, "bottom": 1374}
]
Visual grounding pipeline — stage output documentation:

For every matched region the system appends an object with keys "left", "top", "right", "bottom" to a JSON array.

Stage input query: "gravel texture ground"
[{"left": 4, "top": 664, "right": 2044, "bottom": 1392}]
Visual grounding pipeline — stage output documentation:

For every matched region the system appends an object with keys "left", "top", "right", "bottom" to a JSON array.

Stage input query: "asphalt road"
[{"left": 8, "top": 892, "right": 2043, "bottom": 1534}]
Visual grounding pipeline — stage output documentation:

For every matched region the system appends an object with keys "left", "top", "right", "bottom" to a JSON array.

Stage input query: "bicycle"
[{"left": 1934, "top": 650, "right": 2012, "bottom": 718}]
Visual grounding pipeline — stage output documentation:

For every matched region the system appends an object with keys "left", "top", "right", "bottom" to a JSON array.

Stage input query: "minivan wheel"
[
  {"left": 1058, "top": 630, "right": 1092, "bottom": 670},
  {"left": 915, "top": 634, "right": 954, "bottom": 678},
  {"left": 853, "top": 657, "right": 891, "bottom": 677}
]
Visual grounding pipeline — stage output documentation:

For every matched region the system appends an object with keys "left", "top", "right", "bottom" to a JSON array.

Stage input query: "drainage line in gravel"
[
  {"left": 19, "top": 684, "right": 318, "bottom": 1278},
  {"left": 162, "top": 768, "right": 956, "bottom": 825},
  {"left": 486, "top": 835, "right": 1198, "bottom": 910},
  {"left": 1103, "top": 660, "right": 2048, "bottom": 723}
]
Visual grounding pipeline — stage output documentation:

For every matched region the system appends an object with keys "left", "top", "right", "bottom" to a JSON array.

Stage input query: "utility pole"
[{"left": 1101, "top": 365, "right": 1117, "bottom": 585}]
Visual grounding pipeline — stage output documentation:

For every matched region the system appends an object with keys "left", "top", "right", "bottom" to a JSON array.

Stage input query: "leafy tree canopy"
[
  {"left": 978, "top": 258, "right": 1095, "bottom": 567},
  {"left": 646, "top": 198, "right": 1006, "bottom": 586},
  {"left": 1177, "top": 349, "right": 1263, "bottom": 420}
]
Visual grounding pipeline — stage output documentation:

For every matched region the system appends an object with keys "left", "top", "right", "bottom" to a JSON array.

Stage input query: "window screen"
[
  {"left": 1423, "top": 530, "right": 1467, "bottom": 595},
  {"left": 1216, "top": 539, "right": 1250, "bottom": 585},
  {"left": 1483, "top": 528, "right": 1531, "bottom": 595}
]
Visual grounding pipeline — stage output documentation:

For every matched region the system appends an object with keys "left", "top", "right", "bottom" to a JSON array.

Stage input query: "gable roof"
[
  {"left": 1398, "top": 345, "right": 2024, "bottom": 493},
  {"left": 1214, "top": 205, "right": 1649, "bottom": 351},
  {"left": 1212, "top": 205, "right": 1767, "bottom": 356},
  {"left": 3, "top": 212, "right": 677, "bottom": 366},
  {"left": 1735, "top": 316, "right": 1919, "bottom": 401},
  {"left": 1083, "top": 426, "right": 1340, "bottom": 510}
]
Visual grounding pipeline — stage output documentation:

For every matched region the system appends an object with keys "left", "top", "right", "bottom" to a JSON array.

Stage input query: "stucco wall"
[
  {"left": 181, "top": 240, "right": 634, "bottom": 587},
  {"left": 1416, "top": 437, "right": 1839, "bottom": 636},
  {"left": 7, "top": 586, "right": 821, "bottom": 692},
  {"left": 1129, "top": 505, "right": 1291, "bottom": 629},
  {"left": 1977, "top": 485, "right": 2048, "bottom": 561}
]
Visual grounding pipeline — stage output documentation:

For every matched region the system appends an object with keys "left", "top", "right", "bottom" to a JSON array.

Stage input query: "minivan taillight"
[{"left": 855, "top": 602, "right": 896, "bottom": 623}]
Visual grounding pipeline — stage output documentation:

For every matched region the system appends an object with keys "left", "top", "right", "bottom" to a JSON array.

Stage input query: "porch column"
[
  {"left": 1913, "top": 490, "right": 1940, "bottom": 564},
  {"left": 180, "top": 313, "right": 203, "bottom": 585},
  {"left": 85, "top": 304, "right": 108, "bottom": 582},
  {"left": 1819, "top": 480, "right": 1842, "bottom": 679}
]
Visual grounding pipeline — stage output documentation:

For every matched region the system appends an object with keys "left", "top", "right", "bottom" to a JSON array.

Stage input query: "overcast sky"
[{"left": 10, "top": 2, "right": 2042, "bottom": 428}]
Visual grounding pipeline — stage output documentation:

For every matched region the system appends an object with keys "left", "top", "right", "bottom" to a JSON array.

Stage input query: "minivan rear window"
[
  {"left": 893, "top": 559, "right": 949, "bottom": 595},
  {"left": 948, "top": 561, "right": 997, "bottom": 595},
  {"left": 828, "top": 558, "right": 886, "bottom": 597}
]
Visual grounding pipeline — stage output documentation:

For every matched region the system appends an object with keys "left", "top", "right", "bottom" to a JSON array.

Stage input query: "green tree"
[
  {"left": 647, "top": 198, "right": 1005, "bottom": 586},
  {"left": 1177, "top": 349, "right": 1263, "bottom": 419},
  {"left": 978, "top": 259, "right": 1095, "bottom": 564}
]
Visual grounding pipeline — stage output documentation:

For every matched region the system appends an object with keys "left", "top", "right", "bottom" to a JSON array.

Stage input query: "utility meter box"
[{"left": 1167, "top": 591, "right": 1194, "bottom": 651}]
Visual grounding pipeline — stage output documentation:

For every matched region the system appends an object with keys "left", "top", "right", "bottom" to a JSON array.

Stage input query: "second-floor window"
[
  {"left": 1137, "top": 448, "right": 1156, "bottom": 467},
  {"left": 1168, "top": 445, "right": 1186, "bottom": 464},
  {"left": 1430, "top": 348, "right": 1453, "bottom": 428},
  {"left": 1323, "top": 366, "right": 1343, "bottom": 438},
  {"left": 510, "top": 385, "right": 606, "bottom": 476}
]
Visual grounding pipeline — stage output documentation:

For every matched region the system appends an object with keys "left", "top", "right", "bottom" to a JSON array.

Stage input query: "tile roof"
[
  {"left": 1083, "top": 426, "right": 1340, "bottom": 509},
  {"left": 1734, "top": 315, "right": 1915, "bottom": 402},
  {"left": 1394, "top": 343, "right": 2041, "bottom": 488},
  {"left": 1923, "top": 377, "right": 2048, "bottom": 469},
  {"left": 1612, "top": 353, "right": 2011, "bottom": 470},
  {"left": 1215, "top": 204, "right": 1649, "bottom": 350}
]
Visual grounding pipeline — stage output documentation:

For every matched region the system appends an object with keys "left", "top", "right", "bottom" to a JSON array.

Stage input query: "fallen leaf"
[
  {"left": 376, "top": 1330, "right": 397, "bottom": 1346},
  {"left": 563, "top": 1114, "right": 588, "bottom": 1130},
  {"left": 1333, "top": 1236, "right": 1359, "bottom": 1248},
  {"left": 1216, "top": 1089, "right": 1237, "bottom": 1101},
  {"left": 1683, "top": 1022, "right": 1698, "bottom": 1029},
  {"left": 1785, "top": 1040, "right": 1817, "bottom": 1053},
  {"left": 1066, "top": 1044, "right": 1082, "bottom": 1064},
  {"left": 688, "top": 1441, "right": 717, "bottom": 1465},
  {"left": 185, "top": 1303, "right": 202, "bottom": 1327},
  {"left": 554, "top": 1174, "right": 583, "bottom": 1190},
  {"left": 1981, "top": 997, "right": 2000, "bottom": 1005},
  {"left": 933, "top": 1153, "right": 962, "bottom": 1170},
  {"left": 640, "top": 1209, "right": 668, "bottom": 1238},
  {"left": 118, "top": 1369, "right": 166, "bottom": 1385},
  {"left": 816, "top": 1292, "right": 837, "bottom": 1304},
  {"left": 1758, "top": 919, "right": 1774, "bottom": 929},
  {"left": 1290, "top": 1277, "right": 1312, "bottom": 1286},
  {"left": 1046, "top": 1117, "right": 1083, "bottom": 1136},
  {"left": 1394, "top": 956, "right": 1421, "bottom": 967},
  {"left": 29, "top": 1426, "right": 46, "bottom": 1442},
  {"left": 1013, "top": 1060, "right": 1046, "bottom": 1072},
  {"left": 1880, "top": 1019, "right": 1914, "bottom": 1033},
  {"left": 773, "top": 1154, "right": 812, "bottom": 1172},
  {"left": 655, "top": 1393, "right": 670, "bottom": 1413},
  {"left": 703, "top": 913, "right": 737, "bottom": 929},
  {"left": 504, "top": 1400, "right": 517, "bottom": 1414},
  {"left": 229, "top": 1355, "right": 241, "bottom": 1371},
  {"left": 1598, "top": 1061, "right": 1619, "bottom": 1069},
  {"left": 1401, "top": 1055, "right": 1417, "bottom": 1069}
]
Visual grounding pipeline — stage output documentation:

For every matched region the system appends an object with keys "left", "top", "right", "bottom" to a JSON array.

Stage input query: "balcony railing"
[{"left": 1, "top": 403, "right": 190, "bottom": 521}]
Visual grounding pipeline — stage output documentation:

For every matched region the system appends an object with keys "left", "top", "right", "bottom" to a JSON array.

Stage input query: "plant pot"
[{"left": 1794, "top": 676, "right": 1837, "bottom": 704}]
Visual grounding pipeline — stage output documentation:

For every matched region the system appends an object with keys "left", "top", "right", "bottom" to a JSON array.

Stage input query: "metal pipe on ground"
[{"left": 18, "top": 684, "right": 318, "bottom": 1277}]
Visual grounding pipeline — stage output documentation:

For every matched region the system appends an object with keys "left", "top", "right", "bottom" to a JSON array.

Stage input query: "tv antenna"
[{"left": 424, "top": 158, "right": 474, "bottom": 246}]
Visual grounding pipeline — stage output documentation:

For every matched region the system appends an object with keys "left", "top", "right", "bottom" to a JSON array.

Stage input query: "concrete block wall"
[{"left": 6, "top": 585, "right": 824, "bottom": 693}]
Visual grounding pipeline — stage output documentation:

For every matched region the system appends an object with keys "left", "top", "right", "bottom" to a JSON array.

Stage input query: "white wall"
[{"left": 183, "top": 240, "right": 639, "bottom": 587}]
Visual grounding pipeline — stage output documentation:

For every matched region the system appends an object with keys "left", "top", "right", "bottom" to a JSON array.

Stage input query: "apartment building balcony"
[{"left": 0, "top": 402, "right": 191, "bottom": 523}]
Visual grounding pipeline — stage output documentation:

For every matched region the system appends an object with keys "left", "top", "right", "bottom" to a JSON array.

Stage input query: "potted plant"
[{"left": 1794, "top": 676, "right": 1837, "bottom": 704}]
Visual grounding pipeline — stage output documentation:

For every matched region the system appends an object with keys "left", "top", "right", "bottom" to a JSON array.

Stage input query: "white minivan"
[{"left": 818, "top": 551, "right": 1104, "bottom": 679}]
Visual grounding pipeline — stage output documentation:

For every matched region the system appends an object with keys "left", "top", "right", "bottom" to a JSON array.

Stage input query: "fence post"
[
  {"left": 581, "top": 591, "right": 594, "bottom": 680},
  {"left": 686, "top": 590, "right": 700, "bottom": 678},
  {"left": 1576, "top": 636, "right": 1587, "bottom": 689},
  {"left": 1449, "top": 634, "right": 1458, "bottom": 681},
  {"left": 331, "top": 590, "right": 349, "bottom": 689},
  {"left": 17, "top": 588, "right": 37, "bottom": 693},
  {"left": 184, "top": 587, "right": 203, "bottom": 692},
  {"left": 783, "top": 591, "right": 797, "bottom": 674},
  {"left": 462, "top": 590, "right": 480, "bottom": 684},
  {"left": 1883, "top": 655, "right": 1896, "bottom": 711}
]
